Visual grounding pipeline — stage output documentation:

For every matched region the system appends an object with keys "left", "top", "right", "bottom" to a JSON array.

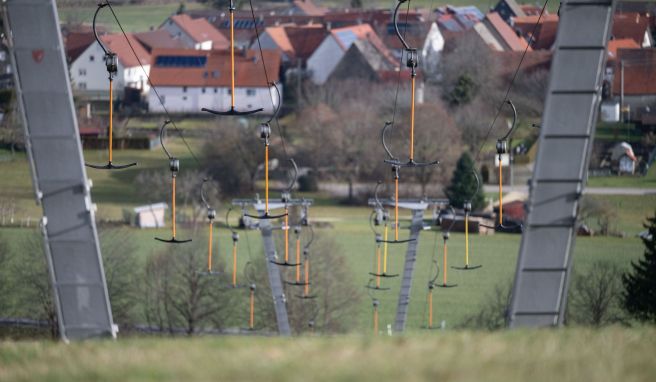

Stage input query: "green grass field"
[{"left": 0, "top": 327, "right": 654, "bottom": 381}]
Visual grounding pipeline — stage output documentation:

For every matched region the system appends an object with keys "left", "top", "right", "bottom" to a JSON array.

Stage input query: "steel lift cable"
[
  {"left": 296, "top": 225, "right": 318, "bottom": 299},
  {"left": 452, "top": 172, "right": 482, "bottom": 270},
  {"left": 367, "top": 279, "right": 381, "bottom": 335},
  {"left": 155, "top": 120, "right": 191, "bottom": 244},
  {"left": 369, "top": 182, "right": 401, "bottom": 279},
  {"left": 384, "top": 0, "right": 439, "bottom": 169},
  {"left": 365, "top": 211, "right": 391, "bottom": 291},
  {"left": 200, "top": 0, "right": 262, "bottom": 116},
  {"left": 198, "top": 178, "right": 220, "bottom": 275},
  {"left": 243, "top": 85, "right": 288, "bottom": 220},
  {"left": 105, "top": 1, "right": 201, "bottom": 168},
  {"left": 437, "top": 206, "right": 458, "bottom": 287},
  {"left": 270, "top": 162, "right": 302, "bottom": 268},
  {"left": 380, "top": 124, "right": 418, "bottom": 244},
  {"left": 85, "top": 2, "right": 136, "bottom": 170},
  {"left": 285, "top": 225, "right": 309, "bottom": 286}
]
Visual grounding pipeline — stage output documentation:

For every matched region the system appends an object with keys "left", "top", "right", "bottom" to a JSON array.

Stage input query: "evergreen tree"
[
  {"left": 350, "top": 0, "right": 363, "bottom": 8},
  {"left": 444, "top": 152, "right": 485, "bottom": 210},
  {"left": 622, "top": 211, "right": 656, "bottom": 322}
]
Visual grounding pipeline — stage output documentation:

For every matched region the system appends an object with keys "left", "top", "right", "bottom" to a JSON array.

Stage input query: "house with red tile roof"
[
  {"left": 161, "top": 14, "right": 229, "bottom": 51},
  {"left": 146, "top": 48, "right": 281, "bottom": 114},
  {"left": 611, "top": 48, "right": 656, "bottom": 122},
  {"left": 70, "top": 32, "right": 151, "bottom": 98},
  {"left": 612, "top": 12, "right": 653, "bottom": 48},
  {"left": 133, "top": 29, "right": 187, "bottom": 53},
  {"left": 607, "top": 38, "right": 640, "bottom": 62},
  {"left": 474, "top": 12, "right": 531, "bottom": 52},
  {"left": 512, "top": 14, "right": 559, "bottom": 50},
  {"left": 255, "top": 24, "right": 328, "bottom": 66},
  {"left": 307, "top": 24, "right": 395, "bottom": 84}
]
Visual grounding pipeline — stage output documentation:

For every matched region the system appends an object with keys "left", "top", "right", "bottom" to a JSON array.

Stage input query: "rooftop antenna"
[
  {"left": 200, "top": 0, "right": 263, "bottom": 116},
  {"left": 85, "top": 2, "right": 137, "bottom": 170},
  {"left": 155, "top": 120, "right": 191, "bottom": 244}
]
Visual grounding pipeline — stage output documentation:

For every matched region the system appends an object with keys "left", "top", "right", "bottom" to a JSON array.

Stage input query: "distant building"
[
  {"left": 307, "top": 24, "right": 395, "bottom": 84},
  {"left": 133, "top": 29, "right": 187, "bottom": 53},
  {"left": 474, "top": 12, "right": 531, "bottom": 52},
  {"left": 435, "top": 5, "right": 485, "bottom": 33},
  {"left": 288, "top": 0, "right": 328, "bottom": 16},
  {"left": 146, "top": 48, "right": 282, "bottom": 114},
  {"left": 378, "top": 19, "right": 445, "bottom": 74},
  {"left": 493, "top": 0, "right": 527, "bottom": 24},
  {"left": 612, "top": 48, "right": 656, "bottom": 122},
  {"left": 254, "top": 24, "right": 329, "bottom": 67},
  {"left": 161, "top": 14, "right": 229, "bottom": 51},
  {"left": 133, "top": 203, "right": 168, "bottom": 228}
]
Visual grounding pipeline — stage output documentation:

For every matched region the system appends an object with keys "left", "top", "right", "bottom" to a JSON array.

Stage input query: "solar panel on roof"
[{"left": 155, "top": 55, "right": 208, "bottom": 67}]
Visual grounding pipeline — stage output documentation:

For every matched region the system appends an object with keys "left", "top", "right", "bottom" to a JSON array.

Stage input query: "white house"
[
  {"left": 307, "top": 23, "right": 394, "bottom": 85},
  {"left": 161, "top": 14, "right": 229, "bottom": 51},
  {"left": 70, "top": 33, "right": 151, "bottom": 98},
  {"left": 147, "top": 48, "right": 282, "bottom": 114},
  {"left": 133, "top": 203, "right": 168, "bottom": 228}
]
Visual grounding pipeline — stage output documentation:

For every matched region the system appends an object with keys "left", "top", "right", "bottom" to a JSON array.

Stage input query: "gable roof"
[
  {"left": 133, "top": 29, "right": 187, "bottom": 52},
  {"left": 330, "top": 24, "right": 397, "bottom": 67},
  {"left": 100, "top": 33, "right": 151, "bottom": 68},
  {"left": 612, "top": 48, "right": 656, "bottom": 96},
  {"left": 612, "top": 12, "right": 651, "bottom": 45},
  {"left": 607, "top": 38, "right": 640, "bottom": 61},
  {"left": 292, "top": 0, "right": 327, "bottom": 16},
  {"left": 148, "top": 48, "right": 281, "bottom": 88},
  {"left": 65, "top": 31, "right": 96, "bottom": 63},
  {"left": 264, "top": 26, "right": 295, "bottom": 58},
  {"left": 285, "top": 25, "right": 329, "bottom": 61},
  {"left": 484, "top": 12, "right": 531, "bottom": 52},
  {"left": 512, "top": 14, "right": 559, "bottom": 50},
  {"left": 168, "top": 14, "right": 229, "bottom": 49}
]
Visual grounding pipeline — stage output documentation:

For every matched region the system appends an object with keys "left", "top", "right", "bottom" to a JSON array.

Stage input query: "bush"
[{"left": 298, "top": 172, "right": 319, "bottom": 192}]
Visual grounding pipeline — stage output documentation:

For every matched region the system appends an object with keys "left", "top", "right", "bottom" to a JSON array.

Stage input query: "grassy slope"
[
  {"left": 587, "top": 166, "right": 656, "bottom": 188},
  {"left": 0, "top": 327, "right": 655, "bottom": 381}
]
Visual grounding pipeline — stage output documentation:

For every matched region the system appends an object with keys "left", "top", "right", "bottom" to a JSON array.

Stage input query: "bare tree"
[
  {"left": 568, "top": 261, "right": 625, "bottom": 326},
  {"left": 459, "top": 280, "right": 512, "bottom": 330}
]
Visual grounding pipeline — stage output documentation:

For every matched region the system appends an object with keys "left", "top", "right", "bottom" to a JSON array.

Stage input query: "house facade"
[
  {"left": 146, "top": 48, "right": 282, "bottom": 114},
  {"left": 69, "top": 33, "right": 151, "bottom": 99},
  {"left": 161, "top": 14, "right": 229, "bottom": 51}
]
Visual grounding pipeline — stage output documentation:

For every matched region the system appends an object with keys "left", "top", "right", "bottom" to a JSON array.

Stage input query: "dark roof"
[
  {"left": 65, "top": 31, "right": 95, "bottom": 63},
  {"left": 133, "top": 29, "right": 187, "bottom": 52}
]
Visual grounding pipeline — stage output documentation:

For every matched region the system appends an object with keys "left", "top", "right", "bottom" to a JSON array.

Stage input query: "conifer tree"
[
  {"left": 444, "top": 152, "right": 485, "bottom": 210},
  {"left": 623, "top": 211, "right": 656, "bottom": 322}
]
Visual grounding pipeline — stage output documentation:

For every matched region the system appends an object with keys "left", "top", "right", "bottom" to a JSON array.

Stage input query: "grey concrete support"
[
  {"left": 508, "top": 0, "right": 616, "bottom": 327},
  {"left": 3, "top": 0, "right": 115, "bottom": 340}
]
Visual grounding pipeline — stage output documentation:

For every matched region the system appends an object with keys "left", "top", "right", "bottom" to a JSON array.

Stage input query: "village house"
[
  {"left": 146, "top": 48, "right": 282, "bottom": 114},
  {"left": 69, "top": 32, "right": 151, "bottom": 99},
  {"left": 254, "top": 24, "right": 329, "bottom": 67},
  {"left": 307, "top": 24, "right": 395, "bottom": 85},
  {"left": 160, "top": 14, "right": 229, "bottom": 51},
  {"left": 474, "top": 11, "right": 531, "bottom": 52}
]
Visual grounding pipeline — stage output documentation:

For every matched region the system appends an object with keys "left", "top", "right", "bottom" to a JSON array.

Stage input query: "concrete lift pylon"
[
  {"left": 509, "top": 0, "right": 617, "bottom": 327},
  {"left": 3, "top": 0, "right": 115, "bottom": 341},
  {"left": 232, "top": 197, "right": 313, "bottom": 336},
  {"left": 369, "top": 198, "right": 447, "bottom": 333}
]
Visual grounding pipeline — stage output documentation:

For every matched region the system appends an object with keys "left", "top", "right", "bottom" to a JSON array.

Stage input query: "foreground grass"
[{"left": 0, "top": 327, "right": 654, "bottom": 381}]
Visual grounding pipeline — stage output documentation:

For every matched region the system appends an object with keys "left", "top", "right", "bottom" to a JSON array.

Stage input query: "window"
[
  {"left": 182, "top": 96, "right": 188, "bottom": 101},
  {"left": 78, "top": 82, "right": 86, "bottom": 89},
  {"left": 89, "top": 55, "right": 94, "bottom": 62},
  {"left": 214, "top": 88, "right": 218, "bottom": 93},
  {"left": 183, "top": 86, "right": 188, "bottom": 93},
  {"left": 246, "top": 89, "right": 256, "bottom": 97},
  {"left": 203, "top": 71, "right": 209, "bottom": 78},
  {"left": 227, "top": 88, "right": 232, "bottom": 95},
  {"left": 212, "top": 70, "right": 219, "bottom": 78},
  {"left": 202, "top": 87, "right": 206, "bottom": 94},
  {"left": 161, "top": 95, "right": 165, "bottom": 104},
  {"left": 79, "top": 68, "right": 86, "bottom": 76}
]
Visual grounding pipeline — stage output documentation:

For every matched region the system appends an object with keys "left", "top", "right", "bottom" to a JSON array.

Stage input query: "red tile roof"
[
  {"left": 65, "top": 31, "right": 95, "bottom": 63},
  {"left": 512, "top": 15, "right": 559, "bottom": 50},
  {"left": 134, "top": 29, "right": 187, "bottom": 52},
  {"left": 612, "top": 13, "right": 650, "bottom": 45},
  {"left": 330, "top": 24, "right": 396, "bottom": 66},
  {"left": 607, "top": 38, "right": 640, "bottom": 61},
  {"left": 485, "top": 12, "right": 531, "bottom": 52},
  {"left": 612, "top": 48, "right": 656, "bottom": 96},
  {"left": 170, "top": 14, "right": 229, "bottom": 49},
  {"left": 285, "top": 25, "right": 329, "bottom": 61},
  {"left": 148, "top": 48, "right": 281, "bottom": 88},
  {"left": 100, "top": 33, "right": 151, "bottom": 68},
  {"left": 292, "top": 0, "right": 328, "bottom": 16}
]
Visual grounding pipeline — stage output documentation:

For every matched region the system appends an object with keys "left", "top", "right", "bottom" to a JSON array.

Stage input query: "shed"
[{"left": 133, "top": 203, "right": 168, "bottom": 228}]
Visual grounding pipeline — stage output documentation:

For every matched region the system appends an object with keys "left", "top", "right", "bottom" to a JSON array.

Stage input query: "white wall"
[
  {"left": 70, "top": 42, "right": 150, "bottom": 95},
  {"left": 148, "top": 84, "right": 282, "bottom": 114},
  {"left": 307, "top": 35, "right": 344, "bottom": 85}
]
